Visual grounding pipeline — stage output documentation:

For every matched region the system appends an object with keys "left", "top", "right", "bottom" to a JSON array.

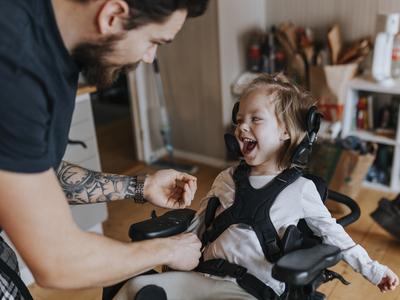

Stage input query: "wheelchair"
[
  {"left": 102, "top": 106, "right": 360, "bottom": 299},
  {"left": 102, "top": 185, "right": 360, "bottom": 300}
]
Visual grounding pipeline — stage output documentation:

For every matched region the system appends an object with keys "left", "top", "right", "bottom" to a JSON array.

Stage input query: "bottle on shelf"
[
  {"left": 356, "top": 97, "right": 368, "bottom": 130},
  {"left": 247, "top": 33, "right": 262, "bottom": 73},
  {"left": 391, "top": 32, "right": 400, "bottom": 80}
]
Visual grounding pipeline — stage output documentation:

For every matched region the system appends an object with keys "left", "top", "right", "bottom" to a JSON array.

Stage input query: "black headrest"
[{"left": 291, "top": 106, "right": 322, "bottom": 168}]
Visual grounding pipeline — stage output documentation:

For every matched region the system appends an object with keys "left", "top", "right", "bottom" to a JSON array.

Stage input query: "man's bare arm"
[
  {"left": 0, "top": 169, "right": 201, "bottom": 289},
  {"left": 56, "top": 161, "right": 141, "bottom": 204}
]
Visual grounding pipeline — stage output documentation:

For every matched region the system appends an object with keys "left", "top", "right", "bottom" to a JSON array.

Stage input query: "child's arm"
[{"left": 301, "top": 180, "right": 398, "bottom": 291}]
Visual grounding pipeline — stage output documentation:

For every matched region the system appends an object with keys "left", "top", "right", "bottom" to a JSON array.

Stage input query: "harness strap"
[
  {"left": 204, "top": 197, "right": 220, "bottom": 229},
  {"left": 195, "top": 259, "right": 279, "bottom": 300},
  {"left": 0, "top": 258, "right": 33, "bottom": 300}
]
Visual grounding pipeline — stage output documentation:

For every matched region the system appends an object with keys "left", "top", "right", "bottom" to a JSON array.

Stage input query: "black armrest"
[
  {"left": 328, "top": 190, "right": 361, "bottom": 227},
  {"left": 272, "top": 244, "right": 342, "bottom": 286},
  {"left": 129, "top": 209, "right": 196, "bottom": 241}
]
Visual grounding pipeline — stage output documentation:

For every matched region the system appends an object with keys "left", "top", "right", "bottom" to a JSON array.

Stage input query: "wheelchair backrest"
[{"left": 296, "top": 173, "right": 328, "bottom": 243}]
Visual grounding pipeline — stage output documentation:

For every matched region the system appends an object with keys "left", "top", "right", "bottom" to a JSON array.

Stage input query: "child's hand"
[{"left": 378, "top": 268, "right": 399, "bottom": 292}]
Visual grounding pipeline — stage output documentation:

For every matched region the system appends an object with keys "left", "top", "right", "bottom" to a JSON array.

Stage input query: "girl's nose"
[{"left": 239, "top": 123, "right": 249, "bottom": 132}]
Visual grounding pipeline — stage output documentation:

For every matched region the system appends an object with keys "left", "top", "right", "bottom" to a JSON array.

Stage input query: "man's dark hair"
[{"left": 123, "top": 0, "right": 209, "bottom": 29}]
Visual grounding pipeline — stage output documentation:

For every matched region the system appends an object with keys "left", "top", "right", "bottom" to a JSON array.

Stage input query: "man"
[{"left": 0, "top": 0, "right": 209, "bottom": 298}]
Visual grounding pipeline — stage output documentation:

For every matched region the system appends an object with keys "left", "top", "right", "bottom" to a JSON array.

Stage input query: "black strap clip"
[
  {"left": 265, "top": 238, "right": 282, "bottom": 262},
  {"left": 197, "top": 259, "right": 247, "bottom": 279}
]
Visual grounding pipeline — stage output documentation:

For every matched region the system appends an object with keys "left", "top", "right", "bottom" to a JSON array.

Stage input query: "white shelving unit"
[{"left": 342, "top": 76, "right": 400, "bottom": 193}]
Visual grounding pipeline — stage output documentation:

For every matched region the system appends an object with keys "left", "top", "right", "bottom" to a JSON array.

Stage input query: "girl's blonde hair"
[{"left": 239, "top": 73, "right": 316, "bottom": 170}]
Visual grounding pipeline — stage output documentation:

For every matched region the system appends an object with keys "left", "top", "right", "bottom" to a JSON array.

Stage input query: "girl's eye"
[{"left": 252, "top": 117, "right": 261, "bottom": 122}]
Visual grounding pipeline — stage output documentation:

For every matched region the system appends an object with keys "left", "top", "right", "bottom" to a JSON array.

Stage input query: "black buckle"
[{"left": 266, "top": 239, "right": 281, "bottom": 255}]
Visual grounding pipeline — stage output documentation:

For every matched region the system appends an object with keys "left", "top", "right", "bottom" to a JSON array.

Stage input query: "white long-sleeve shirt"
[{"left": 189, "top": 167, "right": 387, "bottom": 296}]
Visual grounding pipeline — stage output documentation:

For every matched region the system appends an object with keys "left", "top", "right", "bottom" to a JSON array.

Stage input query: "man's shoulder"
[{"left": 0, "top": 0, "right": 40, "bottom": 59}]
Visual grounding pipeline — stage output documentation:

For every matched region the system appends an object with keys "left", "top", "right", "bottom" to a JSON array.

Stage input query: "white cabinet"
[
  {"left": 342, "top": 77, "right": 400, "bottom": 192},
  {"left": 65, "top": 92, "right": 108, "bottom": 231}
]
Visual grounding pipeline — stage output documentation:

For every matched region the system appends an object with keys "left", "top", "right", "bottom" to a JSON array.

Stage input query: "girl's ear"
[{"left": 280, "top": 130, "right": 290, "bottom": 142}]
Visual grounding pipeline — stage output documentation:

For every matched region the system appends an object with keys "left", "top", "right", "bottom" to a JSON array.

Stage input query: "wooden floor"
[{"left": 28, "top": 162, "right": 400, "bottom": 300}]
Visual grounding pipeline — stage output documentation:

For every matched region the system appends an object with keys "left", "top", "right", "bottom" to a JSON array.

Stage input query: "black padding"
[
  {"left": 232, "top": 102, "right": 240, "bottom": 125},
  {"left": 271, "top": 244, "right": 342, "bottom": 286},
  {"left": 303, "top": 174, "right": 328, "bottom": 202},
  {"left": 134, "top": 285, "right": 167, "bottom": 300},
  {"left": 224, "top": 133, "right": 242, "bottom": 159},
  {"left": 129, "top": 209, "right": 196, "bottom": 241}
]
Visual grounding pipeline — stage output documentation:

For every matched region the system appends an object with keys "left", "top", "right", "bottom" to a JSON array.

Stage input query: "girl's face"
[{"left": 234, "top": 90, "right": 289, "bottom": 175}]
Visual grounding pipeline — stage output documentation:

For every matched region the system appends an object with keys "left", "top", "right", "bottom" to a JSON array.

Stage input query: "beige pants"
[{"left": 114, "top": 271, "right": 258, "bottom": 300}]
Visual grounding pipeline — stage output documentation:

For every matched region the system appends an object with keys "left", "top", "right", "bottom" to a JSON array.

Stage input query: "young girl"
[{"left": 115, "top": 74, "right": 399, "bottom": 300}]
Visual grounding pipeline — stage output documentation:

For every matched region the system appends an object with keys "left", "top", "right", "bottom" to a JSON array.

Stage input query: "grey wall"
[{"left": 265, "top": 0, "right": 400, "bottom": 41}]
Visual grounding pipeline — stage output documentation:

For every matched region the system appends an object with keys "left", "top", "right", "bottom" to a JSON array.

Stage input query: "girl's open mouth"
[{"left": 241, "top": 137, "right": 257, "bottom": 155}]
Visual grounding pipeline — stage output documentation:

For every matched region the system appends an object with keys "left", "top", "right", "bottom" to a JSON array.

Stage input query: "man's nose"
[{"left": 142, "top": 45, "right": 158, "bottom": 64}]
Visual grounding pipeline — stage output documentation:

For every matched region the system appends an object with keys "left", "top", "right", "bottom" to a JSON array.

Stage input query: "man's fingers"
[
  {"left": 183, "top": 183, "right": 192, "bottom": 206},
  {"left": 176, "top": 172, "right": 197, "bottom": 183}
]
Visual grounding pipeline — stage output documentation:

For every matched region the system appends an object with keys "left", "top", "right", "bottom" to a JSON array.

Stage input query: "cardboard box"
[
  {"left": 309, "top": 63, "right": 358, "bottom": 121},
  {"left": 329, "top": 145, "right": 377, "bottom": 200}
]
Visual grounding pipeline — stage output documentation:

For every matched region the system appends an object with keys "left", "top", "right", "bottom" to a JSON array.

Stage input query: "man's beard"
[{"left": 72, "top": 34, "right": 139, "bottom": 89}]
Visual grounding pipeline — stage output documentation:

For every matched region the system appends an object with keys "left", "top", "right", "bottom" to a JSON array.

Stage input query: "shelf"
[
  {"left": 362, "top": 181, "right": 394, "bottom": 193},
  {"left": 348, "top": 76, "right": 400, "bottom": 95},
  {"left": 348, "top": 130, "right": 397, "bottom": 145}
]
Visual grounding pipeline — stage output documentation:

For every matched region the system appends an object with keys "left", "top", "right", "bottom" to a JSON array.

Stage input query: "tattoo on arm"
[{"left": 56, "top": 161, "right": 138, "bottom": 204}]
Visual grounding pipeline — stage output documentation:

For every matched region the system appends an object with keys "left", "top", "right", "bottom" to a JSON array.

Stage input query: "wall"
[
  {"left": 158, "top": 1, "right": 225, "bottom": 160},
  {"left": 217, "top": 0, "right": 267, "bottom": 126},
  {"left": 265, "top": 0, "right": 400, "bottom": 41},
  {"left": 157, "top": 0, "right": 267, "bottom": 162},
  {"left": 154, "top": 1, "right": 400, "bottom": 163}
]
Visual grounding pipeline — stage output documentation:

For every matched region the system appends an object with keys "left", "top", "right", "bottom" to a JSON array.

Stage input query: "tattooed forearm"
[{"left": 56, "top": 161, "right": 141, "bottom": 205}]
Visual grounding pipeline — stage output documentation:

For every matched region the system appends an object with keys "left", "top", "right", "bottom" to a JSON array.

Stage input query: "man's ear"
[{"left": 97, "top": 0, "right": 130, "bottom": 35}]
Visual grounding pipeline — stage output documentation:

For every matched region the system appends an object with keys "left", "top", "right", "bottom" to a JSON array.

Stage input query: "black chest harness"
[
  {"left": 202, "top": 162, "right": 302, "bottom": 263},
  {"left": 195, "top": 162, "right": 324, "bottom": 300}
]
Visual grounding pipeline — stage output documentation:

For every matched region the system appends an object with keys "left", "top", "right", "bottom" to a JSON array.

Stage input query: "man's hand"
[
  {"left": 161, "top": 233, "right": 202, "bottom": 270},
  {"left": 378, "top": 268, "right": 399, "bottom": 292},
  {"left": 144, "top": 169, "right": 197, "bottom": 209}
]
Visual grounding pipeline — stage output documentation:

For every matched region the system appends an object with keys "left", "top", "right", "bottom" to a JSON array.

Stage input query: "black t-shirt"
[{"left": 0, "top": 0, "right": 80, "bottom": 173}]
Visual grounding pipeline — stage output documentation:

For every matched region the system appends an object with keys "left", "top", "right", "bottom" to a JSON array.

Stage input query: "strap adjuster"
[
  {"left": 197, "top": 259, "right": 248, "bottom": 279},
  {"left": 232, "top": 265, "right": 247, "bottom": 279},
  {"left": 217, "top": 260, "right": 247, "bottom": 279}
]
